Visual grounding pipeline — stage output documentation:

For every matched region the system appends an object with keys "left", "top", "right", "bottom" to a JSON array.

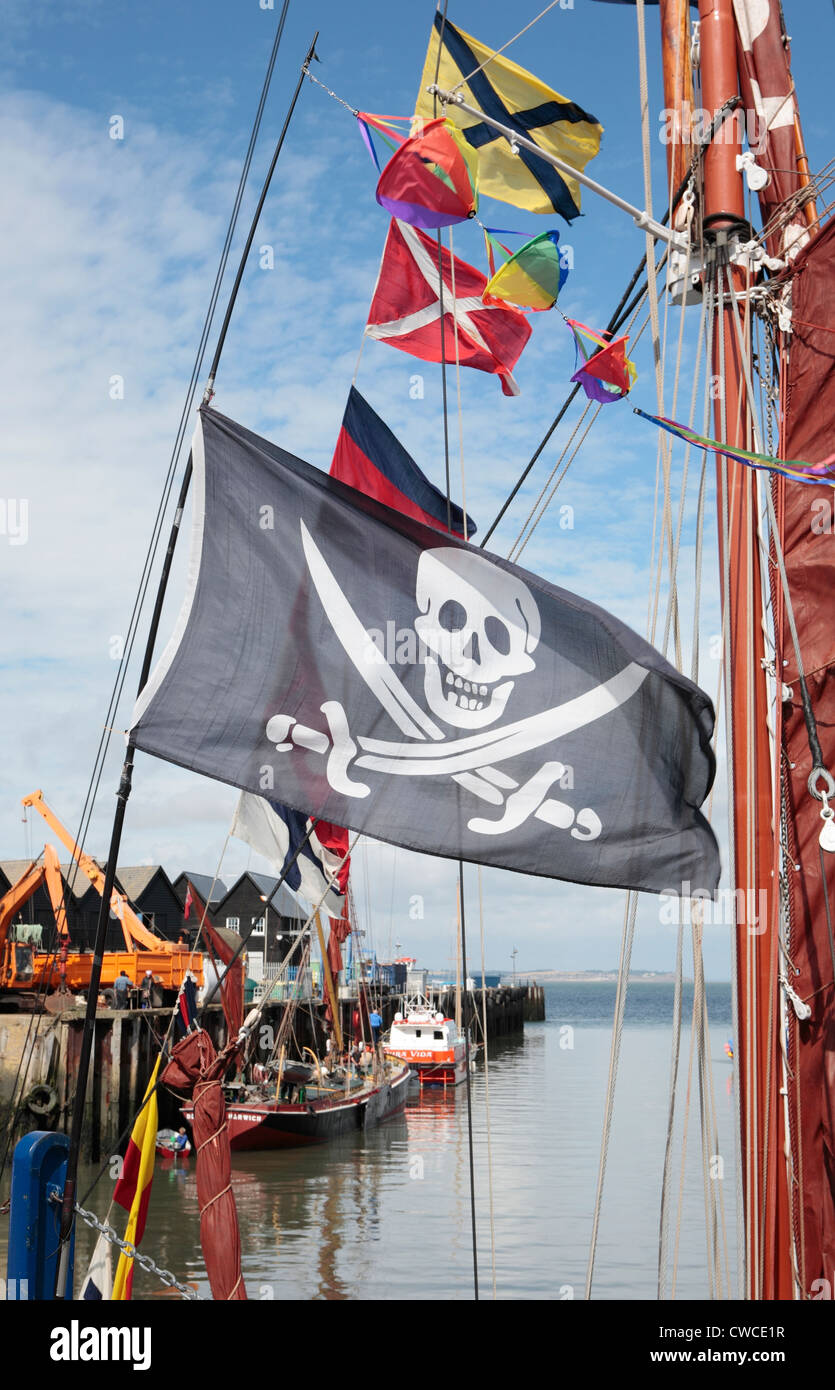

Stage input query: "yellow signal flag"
[{"left": 415, "top": 14, "right": 603, "bottom": 220}]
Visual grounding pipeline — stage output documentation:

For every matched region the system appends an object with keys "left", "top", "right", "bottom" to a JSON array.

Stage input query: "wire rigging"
[{"left": 57, "top": 0, "right": 293, "bottom": 918}]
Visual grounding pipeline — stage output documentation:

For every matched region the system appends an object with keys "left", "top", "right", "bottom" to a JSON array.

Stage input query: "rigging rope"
[
  {"left": 449, "top": 0, "right": 566, "bottom": 93},
  {"left": 658, "top": 919, "right": 685, "bottom": 1299},
  {"left": 58, "top": 0, "right": 293, "bottom": 919},
  {"left": 584, "top": 890, "right": 639, "bottom": 1299},
  {"left": 587, "top": 3, "right": 679, "bottom": 1298},
  {"left": 506, "top": 303, "right": 653, "bottom": 564},
  {"left": 477, "top": 865, "right": 498, "bottom": 1299}
]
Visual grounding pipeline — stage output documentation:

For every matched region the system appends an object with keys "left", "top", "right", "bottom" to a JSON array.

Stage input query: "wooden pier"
[{"left": 0, "top": 983, "right": 544, "bottom": 1159}]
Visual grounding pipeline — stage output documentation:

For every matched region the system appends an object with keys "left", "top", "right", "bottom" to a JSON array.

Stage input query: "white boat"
[{"left": 384, "top": 995, "right": 473, "bottom": 1087}]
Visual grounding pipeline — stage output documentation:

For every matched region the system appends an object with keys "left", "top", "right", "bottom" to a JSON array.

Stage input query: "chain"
[
  {"left": 304, "top": 66, "right": 359, "bottom": 117},
  {"left": 72, "top": 1202, "right": 205, "bottom": 1300}
]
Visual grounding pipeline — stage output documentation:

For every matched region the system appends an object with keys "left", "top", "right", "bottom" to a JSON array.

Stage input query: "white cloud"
[{"left": 1, "top": 83, "right": 731, "bottom": 978}]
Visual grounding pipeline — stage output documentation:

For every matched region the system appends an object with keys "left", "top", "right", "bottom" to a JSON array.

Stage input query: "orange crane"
[
  {"left": 14, "top": 790, "right": 203, "bottom": 1003},
  {"left": 22, "top": 789, "right": 180, "bottom": 954},
  {"left": 0, "top": 844, "right": 70, "bottom": 995}
]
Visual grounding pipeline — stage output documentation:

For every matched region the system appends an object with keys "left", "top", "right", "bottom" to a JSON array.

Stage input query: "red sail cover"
[
  {"left": 324, "top": 914, "right": 352, "bottom": 1032},
  {"left": 733, "top": 0, "right": 807, "bottom": 260},
  {"left": 186, "top": 879, "right": 244, "bottom": 1040},
  {"left": 162, "top": 1030, "right": 247, "bottom": 1300},
  {"left": 326, "top": 915, "right": 351, "bottom": 979},
  {"left": 777, "top": 216, "right": 835, "bottom": 1297},
  {"left": 366, "top": 218, "right": 532, "bottom": 396}
]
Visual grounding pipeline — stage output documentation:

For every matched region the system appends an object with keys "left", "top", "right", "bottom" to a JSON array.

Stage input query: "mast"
[
  {"left": 731, "top": 0, "right": 835, "bottom": 1302},
  {"left": 696, "top": 0, "right": 792, "bottom": 1298},
  {"left": 658, "top": 0, "right": 695, "bottom": 199},
  {"left": 454, "top": 879, "right": 462, "bottom": 1031}
]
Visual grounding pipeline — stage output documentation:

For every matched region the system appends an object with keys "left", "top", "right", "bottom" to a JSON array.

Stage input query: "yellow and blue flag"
[{"left": 415, "top": 14, "right": 603, "bottom": 221}]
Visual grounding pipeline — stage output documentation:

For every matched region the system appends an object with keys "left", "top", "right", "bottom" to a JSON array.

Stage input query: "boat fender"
[{"left": 25, "top": 1083, "right": 58, "bottom": 1116}]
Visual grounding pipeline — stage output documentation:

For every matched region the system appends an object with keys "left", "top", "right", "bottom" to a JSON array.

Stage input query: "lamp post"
[{"left": 511, "top": 947, "right": 518, "bottom": 983}]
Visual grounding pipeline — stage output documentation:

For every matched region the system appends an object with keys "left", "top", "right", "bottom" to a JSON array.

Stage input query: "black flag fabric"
[{"left": 131, "top": 407, "right": 720, "bottom": 895}]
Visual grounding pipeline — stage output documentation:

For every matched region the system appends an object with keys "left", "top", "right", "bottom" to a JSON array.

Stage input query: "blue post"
[{"left": 6, "top": 1131, "right": 74, "bottom": 1300}]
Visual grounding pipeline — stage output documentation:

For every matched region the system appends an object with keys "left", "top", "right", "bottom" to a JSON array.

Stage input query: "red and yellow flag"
[{"left": 112, "top": 1054, "right": 161, "bottom": 1300}]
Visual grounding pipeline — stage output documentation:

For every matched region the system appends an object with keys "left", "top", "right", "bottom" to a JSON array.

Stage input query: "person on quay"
[{"left": 114, "top": 969, "right": 131, "bottom": 1010}]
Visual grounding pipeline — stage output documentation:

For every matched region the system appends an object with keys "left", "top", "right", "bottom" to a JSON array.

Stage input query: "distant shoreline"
[{"left": 450, "top": 971, "right": 733, "bottom": 985}]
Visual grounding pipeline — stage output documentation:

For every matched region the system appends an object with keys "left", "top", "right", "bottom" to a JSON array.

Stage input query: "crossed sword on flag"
[{"left": 265, "top": 523, "right": 648, "bottom": 838}]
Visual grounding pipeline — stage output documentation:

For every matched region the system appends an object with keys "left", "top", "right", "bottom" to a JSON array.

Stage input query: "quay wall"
[{"left": 0, "top": 984, "right": 541, "bottom": 1160}]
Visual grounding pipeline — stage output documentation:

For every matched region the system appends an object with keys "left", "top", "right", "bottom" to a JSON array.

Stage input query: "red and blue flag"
[{"left": 331, "top": 387, "right": 476, "bottom": 539}]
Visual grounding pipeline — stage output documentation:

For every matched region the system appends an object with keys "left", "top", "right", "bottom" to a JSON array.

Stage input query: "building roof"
[
  {"left": 0, "top": 858, "right": 89, "bottom": 900},
  {"left": 220, "top": 871, "right": 308, "bottom": 919},
  {"left": 114, "top": 866, "right": 170, "bottom": 901},
  {"left": 172, "top": 871, "right": 228, "bottom": 906}
]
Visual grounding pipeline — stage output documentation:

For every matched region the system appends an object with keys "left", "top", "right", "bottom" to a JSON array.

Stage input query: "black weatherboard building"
[
  {"left": 172, "top": 871, "right": 228, "bottom": 914},
  {"left": 213, "top": 871, "right": 308, "bottom": 977},
  {"left": 71, "top": 865, "right": 186, "bottom": 952},
  {"left": 0, "top": 857, "right": 311, "bottom": 966}
]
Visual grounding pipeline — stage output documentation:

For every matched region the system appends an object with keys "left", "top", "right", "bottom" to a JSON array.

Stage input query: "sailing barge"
[{"left": 183, "top": 1060, "right": 412, "bottom": 1151}]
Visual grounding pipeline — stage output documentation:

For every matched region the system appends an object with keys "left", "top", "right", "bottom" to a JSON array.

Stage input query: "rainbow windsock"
[
  {"left": 483, "top": 229, "right": 568, "bottom": 311},
  {"left": 375, "top": 116, "right": 478, "bottom": 230},
  {"left": 567, "top": 318, "right": 637, "bottom": 402}
]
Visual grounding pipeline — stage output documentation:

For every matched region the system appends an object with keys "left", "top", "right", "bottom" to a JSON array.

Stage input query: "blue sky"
[{"left": 1, "top": 0, "right": 831, "bottom": 978}]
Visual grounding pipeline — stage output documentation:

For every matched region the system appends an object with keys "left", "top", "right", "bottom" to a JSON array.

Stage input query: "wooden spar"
[
  {"left": 794, "top": 113, "right": 820, "bottom": 235},
  {"left": 315, "top": 910, "right": 343, "bottom": 1054},
  {"left": 658, "top": 0, "right": 695, "bottom": 203},
  {"left": 696, "top": 0, "right": 792, "bottom": 1299}
]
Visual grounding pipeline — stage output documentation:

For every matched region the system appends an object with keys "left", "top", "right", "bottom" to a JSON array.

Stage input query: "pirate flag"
[{"left": 131, "top": 407, "right": 720, "bottom": 897}]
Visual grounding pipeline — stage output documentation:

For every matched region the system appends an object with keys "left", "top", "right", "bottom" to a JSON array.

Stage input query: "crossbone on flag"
[
  {"left": 366, "top": 219, "right": 532, "bottom": 396},
  {"left": 130, "top": 407, "right": 720, "bottom": 896}
]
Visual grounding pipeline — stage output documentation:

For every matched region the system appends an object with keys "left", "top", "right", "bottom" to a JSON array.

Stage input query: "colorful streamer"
[
  {"left": 635, "top": 409, "right": 835, "bottom": 486},
  {"left": 356, "top": 111, "right": 409, "bottom": 173}
]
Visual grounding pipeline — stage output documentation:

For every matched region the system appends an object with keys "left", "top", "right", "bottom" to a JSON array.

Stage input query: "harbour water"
[{"left": 1, "top": 982, "right": 737, "bottom": 1301}]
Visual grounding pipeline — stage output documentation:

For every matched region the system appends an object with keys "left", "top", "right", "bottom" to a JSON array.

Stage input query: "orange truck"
[{"left": 0, "top": 791, "right": 203, "bottom": 1008}]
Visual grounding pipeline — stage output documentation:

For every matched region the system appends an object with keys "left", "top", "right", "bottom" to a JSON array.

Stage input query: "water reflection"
[{"left": 0, "top": 984, "right": 737, "bottom": 1301}]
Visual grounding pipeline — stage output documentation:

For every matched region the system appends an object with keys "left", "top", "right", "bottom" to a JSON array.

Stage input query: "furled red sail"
[
  {"left": 162, "top": 1030, "right": 247, "bottom": 1301},
  {"left": 186, "top": 879, "right": 244, "bottom": 1039},
  {"left": 732, "top": 0, "right": 809, "bottom": 261},
  {"left": 323, "top": 913, "right": 351, "bottom": 1033},
  {"left": 776, "top": 215, "right": 835, "bottom": 1298}
]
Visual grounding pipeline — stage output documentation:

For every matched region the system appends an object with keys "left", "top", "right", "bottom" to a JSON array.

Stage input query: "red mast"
[{"left": 697, "top": 0, "right": 792, "bottom": 1298}]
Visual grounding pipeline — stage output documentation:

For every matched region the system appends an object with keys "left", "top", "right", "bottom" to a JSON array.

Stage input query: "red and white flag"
[
  {"left": 366, "top": 219, "right": 532, "bottom": 396},
  {"left": 183, "top": 885, "right": 193, "bottom": 920}
]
